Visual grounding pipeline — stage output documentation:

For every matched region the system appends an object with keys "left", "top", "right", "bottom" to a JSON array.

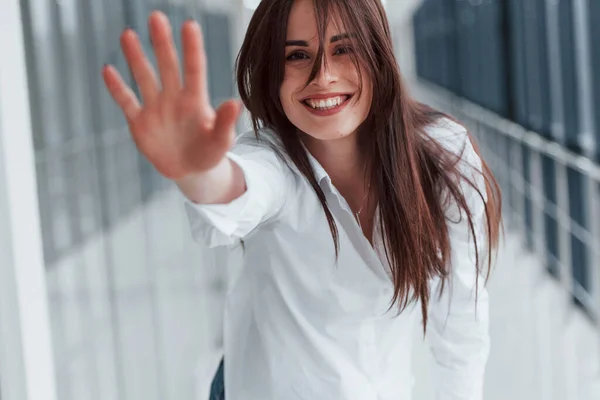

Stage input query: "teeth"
[{"left": 306, "top": 96, "right": 346, "bottom": 110}]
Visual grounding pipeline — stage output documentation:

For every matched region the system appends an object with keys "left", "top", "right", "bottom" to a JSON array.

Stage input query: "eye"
[
  {"left": 286, "top": 51, "right": 310, "bottom": 61},
  {"left": 334, "top": 45, "right": 354, "bottom": 55}
]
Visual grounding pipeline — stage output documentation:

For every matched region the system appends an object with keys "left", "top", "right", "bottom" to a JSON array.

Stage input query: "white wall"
[{"left": 0, "top": 1, "right": 57, "bottom": 399}]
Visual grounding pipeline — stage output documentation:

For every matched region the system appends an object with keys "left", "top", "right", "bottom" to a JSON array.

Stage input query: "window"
[
  {"left": 522, "top": 0, "right": 551, "bottom": 136},
  {"left": 590, "top": 0, "right": 600, "bottom": 162}
]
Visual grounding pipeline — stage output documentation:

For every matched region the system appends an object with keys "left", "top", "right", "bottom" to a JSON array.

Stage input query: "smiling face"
[{"left": 279, "top": 0, "right": 373, "bottom": 141}]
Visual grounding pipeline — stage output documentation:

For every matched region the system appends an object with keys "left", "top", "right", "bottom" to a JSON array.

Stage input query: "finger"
[
  {"left": 181, "top": 19, "right": 209, "bottom": 103},
  {"left": 148, "top": 11, "right": 182, "bottom": 94},
  {"left": 102, "top": 64, "right": 141, "bottom": 121},
  {"left": 213, "top": 100, "right": 242, "bottom": 142},
  {"left": 120, "top": 29, "right": 160, "bottom": 103}
]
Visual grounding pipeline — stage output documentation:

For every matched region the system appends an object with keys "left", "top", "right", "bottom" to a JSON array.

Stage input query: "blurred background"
[{"left": 0, "top": 0, "right": 599, "bottom": 399}]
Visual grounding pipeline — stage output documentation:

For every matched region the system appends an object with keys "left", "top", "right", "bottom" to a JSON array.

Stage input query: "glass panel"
[
  {"left": 567, "top": 167, "right": 590, "bottom": 293},
  {"left": 506, "top": 0, "right": 530, "bottom": 126},
  {"left": 100, "top": 0, "right": 129, "bottom": 132},
  {"left": 202, "top": 11, "right": 234, "bottom": 106},
  {"left": 523, "top": 0, "right": 551, "bottom": 136},
  {"left": 522, "top": 144, "right": 534, "bottom": 250},
  {"left": 589, "top": 0, "right": 600, "bottom": 162},
  {"left": 541, "top": 155, "right": 560, "bottom": 276},
  {"left": 46, "top": 156, "right": 74, "bottom": 260},
  {"left": 36, "top": 160, "right": 55, "bottom": 263},
  {"left": 557, "top": 0, "right": 580, "bottom": 148},
  {"left": 25, "top": 0, "right": 68, "bottom": 149},
  {"left": 56, "top": 0, "right": 93, "bottom": 140}
]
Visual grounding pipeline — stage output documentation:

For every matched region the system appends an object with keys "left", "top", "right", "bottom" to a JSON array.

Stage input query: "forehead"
[{"left": 286, "top": 0, "right": 345, "bottom": 40}]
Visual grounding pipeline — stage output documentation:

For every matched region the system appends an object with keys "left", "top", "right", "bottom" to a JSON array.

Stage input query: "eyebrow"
[{"left": 285, "top": 33, "right": 352, "bottom": 47}]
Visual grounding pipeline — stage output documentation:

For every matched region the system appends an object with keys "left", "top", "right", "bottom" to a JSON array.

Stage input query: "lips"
[
  {"left": 300, "top": 93, "right": 354, "bottom": 117},
  {"left": 302, "top": 94, "right": 353, "bottom": 111}
]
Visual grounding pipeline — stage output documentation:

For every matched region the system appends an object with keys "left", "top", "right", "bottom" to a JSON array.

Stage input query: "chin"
[
  {"left": 296, "top": 112, "right": 364, "bottom": 141},
  {"left": 301, "top": 126, "right": 356, "bottom": 141}
]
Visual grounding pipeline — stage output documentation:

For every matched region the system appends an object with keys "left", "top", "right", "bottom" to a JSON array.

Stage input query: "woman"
[{"left": 102, "top": 0, "right": 501, "bottom": 399}]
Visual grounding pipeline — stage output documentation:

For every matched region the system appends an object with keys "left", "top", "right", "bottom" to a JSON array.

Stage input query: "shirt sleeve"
[
  {"left": 426, "top": 125, "right": 491, "bottom": 400},
  {"left": 182, "top": 135, "right": 293, "bottom": 248}
]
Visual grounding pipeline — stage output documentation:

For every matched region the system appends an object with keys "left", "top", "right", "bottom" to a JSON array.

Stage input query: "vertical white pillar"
[{"left": 0, "top": 0, "right": 58, "bottom": 399}]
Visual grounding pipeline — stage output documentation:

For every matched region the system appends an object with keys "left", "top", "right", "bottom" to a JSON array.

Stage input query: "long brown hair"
[{"left": 236, "top": 0, "right": 501, "bottom": 331}]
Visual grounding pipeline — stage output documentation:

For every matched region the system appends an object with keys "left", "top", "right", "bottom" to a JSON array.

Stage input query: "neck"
[{"left": 301, "top": 131, "right": 368, "bottom": 195}]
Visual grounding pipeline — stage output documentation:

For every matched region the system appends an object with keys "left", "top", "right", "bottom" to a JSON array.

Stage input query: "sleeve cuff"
[{"left": 182, "top": 152, "right": 263, "bottom": 247}]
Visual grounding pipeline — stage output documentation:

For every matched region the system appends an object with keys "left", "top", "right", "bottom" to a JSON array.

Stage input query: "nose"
[{"left": 311, "top": 54, "right": 339, "bottom": 87}]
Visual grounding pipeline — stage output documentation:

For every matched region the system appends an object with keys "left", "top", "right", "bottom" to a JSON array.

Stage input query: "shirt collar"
[
  {"left": 259, "top": 127, "right": 331, "bottom": 187},
  {"left": 301, "top": 143, "right": 331, "bottom": 188}
]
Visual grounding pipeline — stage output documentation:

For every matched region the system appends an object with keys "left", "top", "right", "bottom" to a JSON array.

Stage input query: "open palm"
[{"left": 102, "top": 11, "right": 241, "bottom": 180}]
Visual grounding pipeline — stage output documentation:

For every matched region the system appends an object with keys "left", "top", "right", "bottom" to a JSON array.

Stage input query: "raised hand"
[{"left": 102, "top": 11, "right": 241, "bottom": 180}]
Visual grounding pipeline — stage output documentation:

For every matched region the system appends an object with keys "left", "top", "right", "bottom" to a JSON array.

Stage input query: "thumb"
[{"left": 213, "top": 99, "right": 242, "bottom": 140}]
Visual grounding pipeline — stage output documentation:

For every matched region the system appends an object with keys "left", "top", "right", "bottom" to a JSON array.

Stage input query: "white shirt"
[{"left": 184, "top": 117, "right": 490, "bottom": 400}]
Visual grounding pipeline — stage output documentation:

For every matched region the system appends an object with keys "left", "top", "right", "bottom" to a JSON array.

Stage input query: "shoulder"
[
  {"left": 423, "top": 117, "right": 469, "bottom": 155},
  {"left": 230, "top": 128, "right": 299, "bottom": 182},
  {"left": 233, "top": 128, "right": 284, "bottom": 154},
  {"left": 230, "top": 128, "right": 291, "bottom": 164},
  {"left": 423, "top": 116, "right": 482, "bottom": 172}
]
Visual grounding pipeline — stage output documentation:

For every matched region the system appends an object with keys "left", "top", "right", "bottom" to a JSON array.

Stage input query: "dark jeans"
[{"left": 209, "top": 358, "right": 225, "bottom": 400}]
